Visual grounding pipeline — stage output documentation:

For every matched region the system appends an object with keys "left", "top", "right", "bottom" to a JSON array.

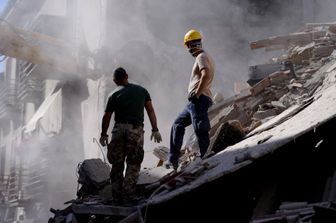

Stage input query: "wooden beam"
[{"left": 0, "top": 24, "right": 97, "bottom": 78}]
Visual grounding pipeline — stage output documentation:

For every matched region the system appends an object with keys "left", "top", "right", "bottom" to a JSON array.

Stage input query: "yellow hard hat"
[{"left": 184, "top": 29, "right": 202, "bottom": 46}]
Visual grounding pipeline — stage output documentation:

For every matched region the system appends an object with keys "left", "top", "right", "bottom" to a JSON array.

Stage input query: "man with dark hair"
[
  {"left": 99, "top": 67, "right": 162, "bottom": 205},
  {"left": 166, "top": 30, "right": 215, "bottom": 170}
]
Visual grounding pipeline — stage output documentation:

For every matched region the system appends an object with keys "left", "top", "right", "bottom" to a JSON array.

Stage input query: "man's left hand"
[
  {"left": 151, "top": 130, "right": 162, "bottom": 143},
  {"left": 99, "top": 135, "right": 109, "bottom": 146}
]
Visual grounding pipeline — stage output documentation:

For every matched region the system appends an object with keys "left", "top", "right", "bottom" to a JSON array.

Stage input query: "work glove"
[
  {"left": 99, "top": 135, "right": 109, "bottom": 146},
  {"left": 150, "top": 130, "right": 162, "bottom": 143},
  {"left": 188, "top": 91, "right": 198, "bottom": 103}
]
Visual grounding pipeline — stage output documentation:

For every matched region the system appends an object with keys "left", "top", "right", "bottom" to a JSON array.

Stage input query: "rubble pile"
[
  {"left": 156, "top": 22, "right": 336, "bottom": 167},
  {"left": 49, "top": 22, "right": 336, "bottom": 223},
  {"left": 251, "top": 202, "right": 336, "bottom": 223}
]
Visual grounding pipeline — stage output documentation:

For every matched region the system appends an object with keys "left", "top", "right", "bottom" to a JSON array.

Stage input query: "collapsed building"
[
  {"left": 1, "top": 1, "right": 336, "bottom": 223},
  {"left": 0, "top": 0, "right": 165, "bottom": 222},
  {"left": 47, "top": 21, "right": 336, "bottom": 222}
]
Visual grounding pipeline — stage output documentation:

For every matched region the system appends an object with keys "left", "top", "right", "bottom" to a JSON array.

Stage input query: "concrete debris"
[
  {"left": 208, "top": 120, "right": 246, "bottom": 154},
  {"left": 76, "top": 159, "right": 111, "bottom": 198},
  {"left": 288, "top": 42, "right": 314, "bottom": 65},
  {"left": 49, "top": 20, "right": 336, "bottom": 223},
  {"left": 209, "top": 104, "right": 241, "bottom": 136}
]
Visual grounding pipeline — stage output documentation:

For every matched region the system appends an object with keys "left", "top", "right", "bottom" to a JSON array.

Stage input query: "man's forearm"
[
  {"left": 148, "top": 111, "right": 158, "bottom": 131},
  {"left": 145, "top": 101, "right": 159, "bottom": 131},
  {"left": 101, "top": 112, "right": 112, "bottom": 135}
]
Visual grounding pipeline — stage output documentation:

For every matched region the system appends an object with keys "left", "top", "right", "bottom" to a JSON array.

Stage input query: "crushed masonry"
[{"left": 49, "top": 21, "right": 336, "bottom": 223}]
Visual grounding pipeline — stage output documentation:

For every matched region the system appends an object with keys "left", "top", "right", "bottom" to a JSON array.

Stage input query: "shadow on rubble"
[{"left": 143, "top": 117, "right": 336, "bottom": 223}]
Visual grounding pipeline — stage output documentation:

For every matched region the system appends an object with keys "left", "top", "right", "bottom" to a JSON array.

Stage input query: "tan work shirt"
[{"left": 188, "top": 51, "right": 215, "bottom": 98}]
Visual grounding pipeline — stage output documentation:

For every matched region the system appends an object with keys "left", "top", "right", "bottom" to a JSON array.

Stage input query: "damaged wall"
[{"left": 0, "top": 1, "right": 104, "bottom": 221}]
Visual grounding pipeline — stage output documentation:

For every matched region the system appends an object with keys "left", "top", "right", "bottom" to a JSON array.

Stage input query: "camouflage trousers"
[{"left": 107, "top": 123, "right": 144, "bottom": 201}]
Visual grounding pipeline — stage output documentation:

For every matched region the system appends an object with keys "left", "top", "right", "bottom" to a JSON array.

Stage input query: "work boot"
[{"left": 164, "top": 160, "right": 178, "bottom": 171}]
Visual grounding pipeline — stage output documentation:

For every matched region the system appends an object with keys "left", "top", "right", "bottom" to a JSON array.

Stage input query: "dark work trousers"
[
  {"left": 107, "top": 124, "right": 144, "bottom": 201},
  {"left": 169, "top": 95, "right": 212, "bottom": 164}
]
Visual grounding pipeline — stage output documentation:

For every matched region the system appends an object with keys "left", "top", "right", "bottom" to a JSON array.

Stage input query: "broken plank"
[{"left": 250, "top": 77, "right": 271, "bottom": 96}]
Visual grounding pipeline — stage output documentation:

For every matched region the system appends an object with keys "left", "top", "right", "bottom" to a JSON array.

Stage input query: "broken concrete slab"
[
  {"left": 250, "top": 31, "right": 327, "bottom": 50},
  {"left": 77, "top": 159, "right": 111, "bottom": 198}
]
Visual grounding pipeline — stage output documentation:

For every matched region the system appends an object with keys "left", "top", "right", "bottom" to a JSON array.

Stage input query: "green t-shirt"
[{"left": 105, "top": 83, "right": 151, "bottom": 125}]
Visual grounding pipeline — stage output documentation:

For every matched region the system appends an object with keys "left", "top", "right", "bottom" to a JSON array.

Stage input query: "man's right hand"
[
  {"left": 188, "top": 92, "right": 198, "bottom": 103},
  {"left": 150, "top": 130, "right": 162, "bottom": 143},
  {"left": 99, "top": 135, "right": 109, "bottom": 146}
]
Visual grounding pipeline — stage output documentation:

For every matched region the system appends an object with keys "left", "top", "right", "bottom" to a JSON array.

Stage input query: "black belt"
[{"left": 115, "top": 121, "right": 143, "bottom": 127}]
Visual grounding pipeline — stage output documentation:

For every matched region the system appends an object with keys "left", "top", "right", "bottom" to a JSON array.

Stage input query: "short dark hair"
[{"left": 113, "top": 67, "right": 127, "bottom": 80}]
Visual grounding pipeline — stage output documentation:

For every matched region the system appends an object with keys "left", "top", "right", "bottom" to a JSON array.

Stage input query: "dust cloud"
[{"left": 2, "top": 1, "right": 336, "bottom": 220}]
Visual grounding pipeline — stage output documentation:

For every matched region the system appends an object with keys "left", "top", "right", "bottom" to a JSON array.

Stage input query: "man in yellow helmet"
[{"left": 166, "top": 30, "right": 215, "bottom": 170}]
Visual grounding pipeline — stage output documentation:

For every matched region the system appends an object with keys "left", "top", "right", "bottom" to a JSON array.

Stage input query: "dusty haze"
[{"left": 2, "top": 0, "right": 336, "bottom": 219}]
